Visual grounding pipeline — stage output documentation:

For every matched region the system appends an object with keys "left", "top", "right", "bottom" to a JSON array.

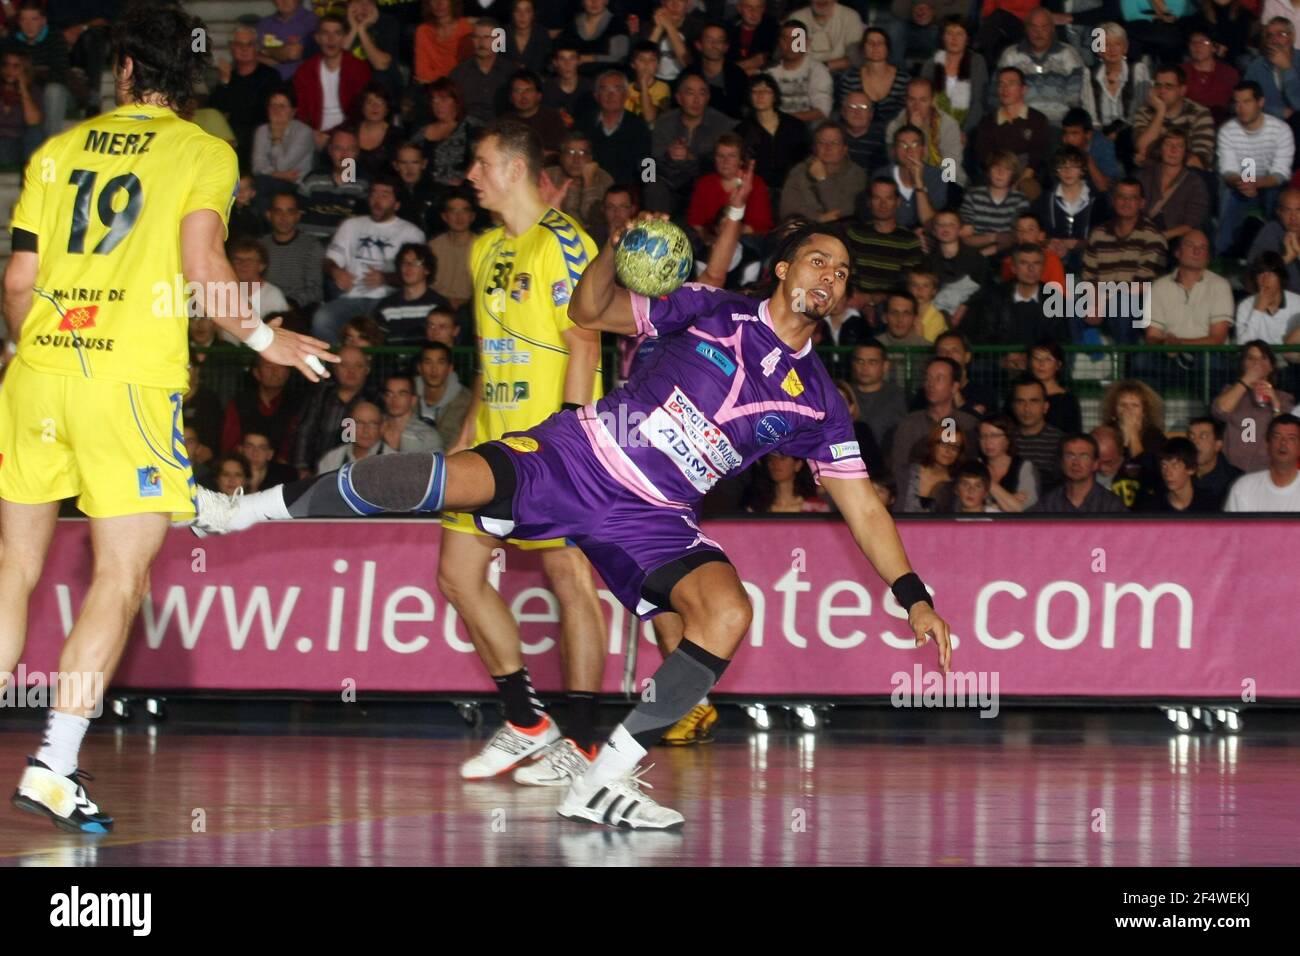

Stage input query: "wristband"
[
  {"left": 891, "top": 572, "right": 932, "bottom": 611},
  {"left": 245, "top": 321, "right": 274, "bottom": 352},
  {"left": 724, "top": 205, "right": 745, "bottom": 221}
]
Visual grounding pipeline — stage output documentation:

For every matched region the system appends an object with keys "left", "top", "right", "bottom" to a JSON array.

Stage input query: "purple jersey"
[{"left": 575, "top": 283, "right": 868, "bottom": 509}]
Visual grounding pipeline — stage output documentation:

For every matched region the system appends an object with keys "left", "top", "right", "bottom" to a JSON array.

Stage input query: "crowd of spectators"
[{"left": 22, "top": 0, "right": 1297, "bottom": 512}]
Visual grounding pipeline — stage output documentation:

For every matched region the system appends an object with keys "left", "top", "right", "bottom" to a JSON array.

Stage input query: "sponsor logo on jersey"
[
  {"left": 657, "top": 387, "right": 741, "bottom": 471},
  {"left": 551, "top": 280, "right": 571, "bottom": 305},
  {"left": 781, "top": 368, "right": 804, "bottom": 397},
  {"left": 484, "top": 379, "right": 530, "bottom": 409},
  {"left": 694, "top": 341, "right": 736, "bottom": 376},
  {"left": 32, "top": 334, "right": 114, "bottom": 350},
  {"left": 755, "top": 413, "right": 790, "bottom": 446},
  {"left": 503, "top": 436, "right": 539, "bottom": 453},
  {"left": 760, "top": 347, "right": 781, "bottom": 377},
  {"left": 58, "top": 306, "right": 98, "bottom": 332},
  {"left": 482, "top": 337, "right": 531, "bottom": 365},
  {"left": 731, "top": 312, "right": 758, "bottom": 322},
  {"left": 137, "top": 466, "right": 162, "bottom": 498},
  {"left": 646, "top": 418, "right": 722, "bottom": 494},
  {"left": 830, "top": 441, "right": 860, "bottom": 461},
  {"left": 510, "top": 272, "right": 531, "bottom": 303}
]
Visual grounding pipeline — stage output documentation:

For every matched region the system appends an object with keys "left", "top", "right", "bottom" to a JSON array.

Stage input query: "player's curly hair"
[{"left": 111, "top": 1, "right": 211, "bottom": 110}]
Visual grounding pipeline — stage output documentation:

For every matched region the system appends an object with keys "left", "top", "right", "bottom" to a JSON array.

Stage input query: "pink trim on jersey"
[
  {"left": 689, "top": 322, "right": 828, "bottom": 426},
  {"left": 759, "top": 299, "right": 813, "bottom": 359},
  {"left": 577, "top": 408, "right": 691, "bottom": 510},
  {"left": 808, "top": 458, "right": 870, "bottom": 485},
  {"left": 631, "top": 293, "right": 655, "bottom": 336}
]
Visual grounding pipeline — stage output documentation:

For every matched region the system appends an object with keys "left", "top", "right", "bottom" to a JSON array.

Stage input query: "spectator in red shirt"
[
  {"left": 686, "top": 133, "right": 773, "bottom": 249},
  {"left": 293, "top": 13, "right": 372, "bottom": 146},
  {"left": 221, "top": 356, "right": 299, "bottom": 460},
  {"left": 1183, "top": 29, "right": 1240, "bottom": 125}
]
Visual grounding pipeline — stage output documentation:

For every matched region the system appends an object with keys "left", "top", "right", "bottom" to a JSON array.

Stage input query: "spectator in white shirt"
[
  {"left": 312, "top": 172, "right": 426, "bottom": 343},
  {"left": 1237, "top": 251, "right": 1300, "bottom": 347},
  {"left": 1225, "top": 414, "right": 1300, "bottom": 510},
  {"left": 788, "top": 0, "right": 864, "bottom": 74},
  {"left": 764, "top": 18, "right": 834, "bottom": 125},
  {"left": 1216, "top": 81, "right": 1297, "bottom": 255}
]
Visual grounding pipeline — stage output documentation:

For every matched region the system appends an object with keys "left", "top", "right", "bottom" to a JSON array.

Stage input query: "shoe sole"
[
  {"left": 557, "top": 806, "right": 684, "bottom": 831},
  {"left": 10, "top": 793, "right": 111, "bottom": 834}
]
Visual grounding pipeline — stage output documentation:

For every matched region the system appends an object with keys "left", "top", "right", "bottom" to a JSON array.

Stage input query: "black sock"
[
  {"left": 564, "top": 692, "right": 598, "bottom": 752},
  {"left": 494, "top": 668, "right": 545, "bottom": 728}
]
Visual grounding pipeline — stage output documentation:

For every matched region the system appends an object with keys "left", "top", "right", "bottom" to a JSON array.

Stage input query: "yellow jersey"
[
  {"left": 470, "top": 206, "right": 602, "bottom": 440},
  {"left": 10, "top": 102, "right": 239, "bottom": 391}
]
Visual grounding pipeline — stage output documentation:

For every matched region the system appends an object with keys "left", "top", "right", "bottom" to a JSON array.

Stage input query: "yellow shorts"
[
  {"left": 441, "top": 509, "right": 567, "bottom": 550},
  {"left": 0, "top": 358, "right": 196, "bottom": 519}
]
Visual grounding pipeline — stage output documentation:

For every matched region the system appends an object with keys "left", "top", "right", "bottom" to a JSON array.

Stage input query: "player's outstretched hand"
[
  {"left": 259, "top": 317, "right": 340, "bottom": 383},
  {"left": 909, "top": 603, "right": 952, "bottom": 674},
  {"left": 539, "top": 168, "right": 573, "bottom": 209},
  {"left": 609, "top": 211, "right": 670, "bottom": 250},
  {"left": 728, "top": 160, "right": 755, "bottom": 209}
]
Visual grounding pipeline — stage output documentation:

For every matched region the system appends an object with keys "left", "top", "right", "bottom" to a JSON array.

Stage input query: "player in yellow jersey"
[
  {"left": 0, "top": 4, "right": 336, "bottom": 833},
  {"left": 443, "top": 119, "right": 609, "bottom": 785}
]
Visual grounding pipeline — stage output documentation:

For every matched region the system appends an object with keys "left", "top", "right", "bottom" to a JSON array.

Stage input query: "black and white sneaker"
[
  {"left": 558, "top": 764, "right": 684, "bottom": 830},
  {"left": 11, "top": 758, "right": 114, "bottom": 834}
]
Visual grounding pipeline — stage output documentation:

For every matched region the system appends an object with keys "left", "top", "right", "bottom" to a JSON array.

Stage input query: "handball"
[{"left": 615, "top": 218, "right": 693, "bottom": 297}]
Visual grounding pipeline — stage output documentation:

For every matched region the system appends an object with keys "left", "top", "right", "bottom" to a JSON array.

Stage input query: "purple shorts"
[{"left": 470, "top": 411, "right": 727, "bottom": 618}]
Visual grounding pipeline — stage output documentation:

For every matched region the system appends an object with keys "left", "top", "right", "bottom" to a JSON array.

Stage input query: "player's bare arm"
[
  {"left": 821, "top": 474, "right": 953, "bottom": 673},
  {"left": 567, "top": 226, "right": 637, "bottom": 335},
  {"left": 180, "top": 209, "right": 339, "bottom": 382},
  {"left": 561, "top": 324, "right": 601, "bottom": 405},
  {"left": 1, "top": 249, "right": 37, "bottom": 344}
]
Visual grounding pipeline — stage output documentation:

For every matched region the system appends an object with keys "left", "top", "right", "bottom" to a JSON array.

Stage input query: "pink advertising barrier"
[{"left": 18, "top": 518, "right": 1298, "bottom": 698}]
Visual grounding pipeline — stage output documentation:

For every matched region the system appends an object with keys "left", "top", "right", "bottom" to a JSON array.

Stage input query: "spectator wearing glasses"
[
  {"left": 1244, "top": 17, "right": 1300, "bottom": 120},
  {"left": 545, "top": 131, "right": 615, "bottom": 231},
  {"left": 379, "top": 373, "right": 443, "bottom": 454},
  {"left": 316, "top": 400, "right": 391, "bottom": 472},
  {"left": 1182, "top": 28, "right": 1239, "bottom": 125},
  {"left": 977, "top": 413, "right": 1039, "bottom": 512},
  {"left": 873, "top": 124, "right": 948, "bottom": 230},
  {"left": 1030, "top": 434, "right": 1130, "bottom": 514}
]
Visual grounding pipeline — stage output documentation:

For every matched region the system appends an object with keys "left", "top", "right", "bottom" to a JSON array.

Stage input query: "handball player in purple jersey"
[{"left": 194, "top": 218, "right": 954, "bottom": 830}]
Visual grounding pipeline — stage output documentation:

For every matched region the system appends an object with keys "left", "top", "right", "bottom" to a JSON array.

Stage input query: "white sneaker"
[
  {"left": 558, "top": 764, "right": 684, "bottom": 830},
  {"left": 513, "top": 737, "right": 593, "bottom": 787},
  {"left": 11, "top": 759, "right": 113, "bottom": 834},
  {"left": 460, "top": 716, "right": 560, "bottom": 780},
  {"left": 191, "top": 486, "right": 242, "bottom": 538}
]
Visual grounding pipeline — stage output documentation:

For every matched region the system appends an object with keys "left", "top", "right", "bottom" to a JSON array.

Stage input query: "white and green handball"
[{"left": 615, "top": 219, "right": 693, "bottom": 297}]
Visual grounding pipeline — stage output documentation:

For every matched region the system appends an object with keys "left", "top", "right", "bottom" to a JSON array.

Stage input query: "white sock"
[
  {"left": 34, "top": 711, "right": 90, "bottom": 777},
  {"left": 698, "top": 695, "right": 710, "bottom": 707},
  {"left": 233, "top": 485, "right": 289, "bottom": 531},
  {"left": 586, "top": 724, "right": 645, "bottom": 788}
]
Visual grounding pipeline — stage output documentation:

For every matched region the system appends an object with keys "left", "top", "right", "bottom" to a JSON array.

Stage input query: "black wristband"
[
  {"left": 891, "top": 572, "right": 932, "bottom": 611},
  {"left": 561, "top": 402, "right": 582, "bottom": 412}
]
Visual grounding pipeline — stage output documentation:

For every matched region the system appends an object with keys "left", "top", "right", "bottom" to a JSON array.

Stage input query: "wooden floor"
[{"left": 0, "top": 709, "right": 1296, "bottom": 866}]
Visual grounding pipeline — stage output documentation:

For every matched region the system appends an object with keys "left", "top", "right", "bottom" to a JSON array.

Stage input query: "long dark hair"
[
  {"left": 744, "top": 454, "right": 819, "bottom": 512},
  {"left": 111, "top": 2, "right": 211, "bottom": 109},
  {"left": 940, "top": 15, "right": 973, "bottom": 81}
]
